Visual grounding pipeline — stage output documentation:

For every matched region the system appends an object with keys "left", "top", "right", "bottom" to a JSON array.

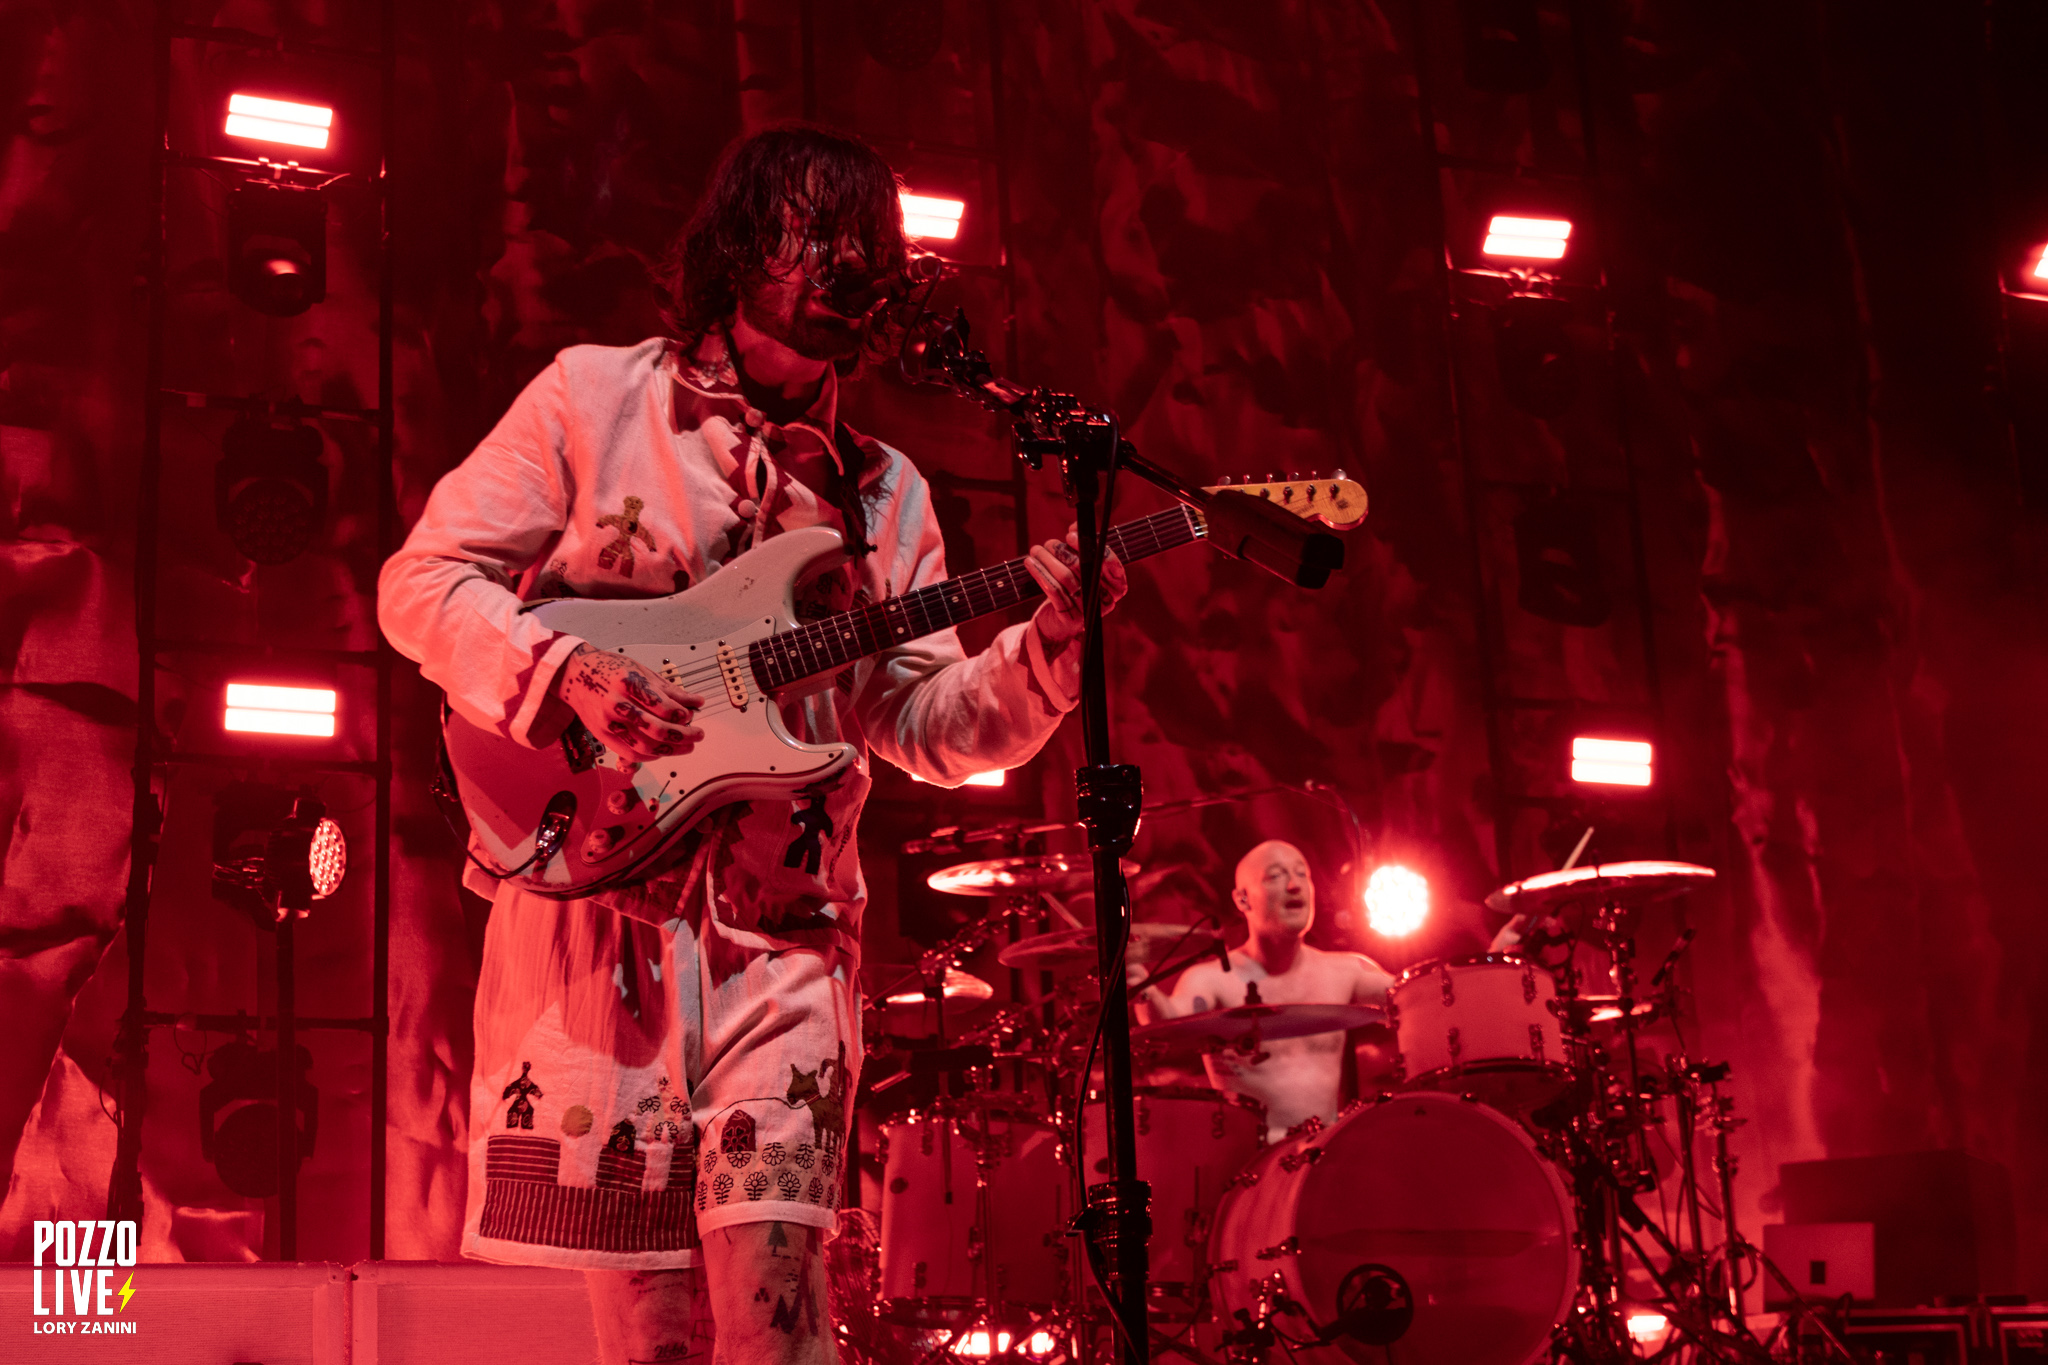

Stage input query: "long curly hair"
[{"left": 658, "top": 124, "right": 909, "bottom": 371}]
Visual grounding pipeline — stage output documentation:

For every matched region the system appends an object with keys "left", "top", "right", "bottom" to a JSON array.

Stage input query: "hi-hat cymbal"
[
  {"left": 1132, "top": 1000, "right": 1384, "bottom": 1051},
  {"left": 927, "top": 854, "right": 1139, "bottom": 896},
  {"left": 880, "top": 968, "right": 995, "bottom": 1007},
  {"left": 996, "top": 922, "right": 1217, "bottom": 970},
  {"left": 1485, "top": 860, "right": 1716, "bottom": 918}
]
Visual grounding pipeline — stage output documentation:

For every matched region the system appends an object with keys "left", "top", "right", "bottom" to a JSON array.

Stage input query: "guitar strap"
[{"left": 830, "top": 421, "right": 876, "bottom": 561}]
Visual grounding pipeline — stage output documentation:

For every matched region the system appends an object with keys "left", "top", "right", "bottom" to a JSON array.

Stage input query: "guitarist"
[{"left": 378, "top": 125, "right": 1126, "bottom": 1365}]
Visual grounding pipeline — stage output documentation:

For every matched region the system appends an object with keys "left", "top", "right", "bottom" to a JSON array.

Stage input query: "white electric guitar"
[{"left": 439, "top": 477, "right": 1366, "bottom": 897}]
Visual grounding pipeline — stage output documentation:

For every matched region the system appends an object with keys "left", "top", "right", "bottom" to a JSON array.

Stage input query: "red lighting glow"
[
  {"left": 224, "top": 93, "right": 333, "bottom": 151},
  {"left": 1571, "top": 736, "right": 1653, "bottom": 787},
  {"left": 911, "top": 768, "right": 1005, "bottom": 788},
  {"left": 1364, "top": 864, "right": 1430, "bottom": 937},
  {"left": 1483, "top": 214, "right": 1573, "bottom": 261},
  {"left": 900, "top": 192, "right": 965, "bottom": 241},
  {"left": 2032, "top": 244, "right": 2048, "bottom": 282},
  {"left": 224, "top": 682, "right": 337, "bottom": 738},
  {"left": 1627, "top": 1312, "right": 1669, "bottom": 1346}
]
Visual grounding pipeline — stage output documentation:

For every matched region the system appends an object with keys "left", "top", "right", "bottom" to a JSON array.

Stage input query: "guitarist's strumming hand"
[
  {"left": 553, "top": 644, "right": 707, "bottom": 764},
  {"left": 1024, "top": 523, "right": 1129, "bottom": 654}
]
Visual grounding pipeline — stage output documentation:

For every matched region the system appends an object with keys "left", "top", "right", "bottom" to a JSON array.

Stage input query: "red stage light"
[
  {"left": 224, "top": 94, "right": 333, "bottom": 151},
  {"left": 2032, "top": 244, "right": 2048, "bottom": 282},
  {"left": 1364, "top": 864, "right": 1430, "bottom": 937},
  {"left": 1571, "top": 736, "right": 1653, "bottom": 787},
  {"left": 900, "top": 191, "right": 965, "bottom": 241},
  {"left": 911, "top": 768, "right": 1005, "bottom": 787},
  {"left": 225, "top": 683, "right": 337, "bottom": 738},
  {"left": 1483, "top": 214, "right": 1573, "bottom": 262}
]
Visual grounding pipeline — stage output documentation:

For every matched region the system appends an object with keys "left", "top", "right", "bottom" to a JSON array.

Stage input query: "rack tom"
[{"left": 1387, "top": 955, "right": 1572, "bottom": 1117}]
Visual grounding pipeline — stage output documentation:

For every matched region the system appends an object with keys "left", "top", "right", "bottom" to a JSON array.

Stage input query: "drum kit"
[{"left": 848, "top": 855, "right": 1829, "bottom": 1365}]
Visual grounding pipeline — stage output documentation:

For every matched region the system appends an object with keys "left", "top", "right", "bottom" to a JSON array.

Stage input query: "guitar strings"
[{"left": 583, "top": 508, "right": 1197, "bottom": 732}]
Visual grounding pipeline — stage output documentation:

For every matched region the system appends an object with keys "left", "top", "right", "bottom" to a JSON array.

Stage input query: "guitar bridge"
[{"left": 715, "top": 643, "right": 750, "bottom": 709}]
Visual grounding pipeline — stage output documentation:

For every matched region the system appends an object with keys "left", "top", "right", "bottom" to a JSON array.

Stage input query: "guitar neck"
[{"left": 750, "top": 503, "right": 1206, "bottom": 689}]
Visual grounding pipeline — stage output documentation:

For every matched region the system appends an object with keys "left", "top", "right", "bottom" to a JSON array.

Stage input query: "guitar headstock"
[{"left": 1202, "top": 474, "right": 1368, "bottom": 529}]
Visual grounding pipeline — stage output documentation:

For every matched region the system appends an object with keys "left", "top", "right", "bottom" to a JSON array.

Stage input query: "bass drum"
[{"left": 1207, "top": 1092, "right": 1577, "bottom": 1365}]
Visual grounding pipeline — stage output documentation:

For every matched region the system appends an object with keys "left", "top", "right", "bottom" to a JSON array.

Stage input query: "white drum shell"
[
  {"left": 1082, "top": 1086, "right": 1265, "bottom": 1314},
  {"left": 1389, "top": 956, "right": 1570, "bottom": 1114},
  {"left": 1207, "top": 1092, "right": 1579, "bottom": 1365},
  {"left": 877, "top": 1109, "right": 1067, "bottom": 1322}
]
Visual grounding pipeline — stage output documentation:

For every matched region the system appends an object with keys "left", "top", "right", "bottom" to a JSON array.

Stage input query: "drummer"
[{"left": 1128, "top": 839, "right": 1393, "bottom": 1141}]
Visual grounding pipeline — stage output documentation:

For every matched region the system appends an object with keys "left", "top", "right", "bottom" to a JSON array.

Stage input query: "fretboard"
[{"left": 750, "top": 504, "right": 1206, "bottom": 689}]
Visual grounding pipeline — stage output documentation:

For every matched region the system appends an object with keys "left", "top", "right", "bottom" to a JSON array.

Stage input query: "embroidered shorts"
[{"left": 462, "top": 885, "right": 862, "bottom": 1270}]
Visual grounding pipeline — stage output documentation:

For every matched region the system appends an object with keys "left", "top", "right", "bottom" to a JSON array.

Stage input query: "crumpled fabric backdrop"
[{"left": 3, "top": 0, "right": 2047, "bottom": 1290}]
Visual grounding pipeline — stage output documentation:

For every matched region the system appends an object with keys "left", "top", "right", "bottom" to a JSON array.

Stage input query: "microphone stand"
[{"left": 905, "top": 310, "right": 1343, "bottom": 1365}]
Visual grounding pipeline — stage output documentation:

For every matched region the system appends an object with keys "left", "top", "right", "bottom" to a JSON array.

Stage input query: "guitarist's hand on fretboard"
[
  {"left": 550, "top": 644, "right": 707, "bottom": 766},
  {"left": 1023, "top": 522, "right": 1130, "bottom": 651}
]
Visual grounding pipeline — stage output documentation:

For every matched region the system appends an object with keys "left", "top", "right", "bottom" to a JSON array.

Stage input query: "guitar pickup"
[{"left": 715, "top": 642, "right": 750, "bottom": 709}]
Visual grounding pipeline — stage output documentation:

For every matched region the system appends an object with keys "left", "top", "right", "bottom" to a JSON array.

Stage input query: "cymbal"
[
  {"left": 878, "top": 968, "right": 995, "bottom": 1007},
  {"left": 1485, "top": 860, "right": 1716, "bottom": 917},
  {"left": 926, "top": 854, "right": 1138, "bottom": 896},
  {"left": 1131, "top": 1001, "right": 1384, "bottom": 1050},
  {"left": 997, "top": 922, "right": 1218, "bottom": 970}
]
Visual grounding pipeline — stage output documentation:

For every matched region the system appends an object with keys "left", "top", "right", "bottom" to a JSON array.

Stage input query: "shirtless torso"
[{"left": 1143, "top": 942, "right": 1392, "bottom": 1139}]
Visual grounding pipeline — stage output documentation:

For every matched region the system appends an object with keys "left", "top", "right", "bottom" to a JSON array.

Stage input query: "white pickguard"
[{"left": 442, "top": 526, "right": 857, "bottom": 897}]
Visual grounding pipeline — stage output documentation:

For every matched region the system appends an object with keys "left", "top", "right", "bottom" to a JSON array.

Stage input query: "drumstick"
[{"left": 1561, "top": 825, "right": 1595, "bottom": 870}]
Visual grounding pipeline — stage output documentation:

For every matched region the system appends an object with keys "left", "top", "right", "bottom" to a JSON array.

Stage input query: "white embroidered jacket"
[{"left": 378, "top": 337, "right": 1075, "bottom": 953}]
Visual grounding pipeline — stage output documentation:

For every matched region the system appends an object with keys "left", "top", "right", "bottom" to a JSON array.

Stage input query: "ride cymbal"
[
  {"left": 996, "top": 921, "right": 1217, "bottom": 970},
  {"left": 1131, "top": 1001, "right": 1384, "bottom": 1051},
  {"left": 926, "top": 854, "right": 1139, "bottom": 896},
  {"left": 1484, "top": 860, "right": 1716, "bottom": 917}
]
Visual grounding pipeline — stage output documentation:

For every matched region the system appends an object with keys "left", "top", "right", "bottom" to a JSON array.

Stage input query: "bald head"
[{"left": 1233, "top": 840, "right": 1315, "bottom": 939}]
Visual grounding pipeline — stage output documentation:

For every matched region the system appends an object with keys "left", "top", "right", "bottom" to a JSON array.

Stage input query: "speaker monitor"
[{"left": 1779, "top": 1150, "right": 2016, "bottom": 1306}]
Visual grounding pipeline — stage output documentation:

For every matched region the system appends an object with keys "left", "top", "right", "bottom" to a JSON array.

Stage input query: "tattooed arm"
[{"left": 548, "top": 644, "right": 707, "bottom": 764}]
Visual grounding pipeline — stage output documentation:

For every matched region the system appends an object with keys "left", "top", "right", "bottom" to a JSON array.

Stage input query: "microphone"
[
  {"left": 1210, "top": 912, "right": 1232, "bottom": 973},
  {"left": 1650, "top": 927, "right": 1697, "bottom": 989},
  {"left": 826, "top": 253, "right": 950, "bottom": 318}
]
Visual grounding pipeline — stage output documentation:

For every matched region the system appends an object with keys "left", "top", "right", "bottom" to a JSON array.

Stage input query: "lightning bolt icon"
[{"left": 117, "top": 1273, "right": 134, "bottom": 1311}]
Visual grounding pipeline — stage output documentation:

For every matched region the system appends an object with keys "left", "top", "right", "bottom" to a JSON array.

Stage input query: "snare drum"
[
  {"left": 1083, "top": 1085, "right": 1265, "bottom": 1317},
  {"left": 1206, "top": 1091, "right": 1579, "bottom": 1365},
  {"left": 877, "top": 1102, "right": 1069, "bottom": 1325},
  {"left": 1387, "top": 955, "right": 1572, "bottom": 1116}
]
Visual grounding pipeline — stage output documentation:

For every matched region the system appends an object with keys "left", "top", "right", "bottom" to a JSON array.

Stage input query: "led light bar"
[
  {"left": 225, "top": 93, "right": 334, "bottom": 151},
  {"left": 901, "top": 191, "right": 965, "bottom": 241},
  {"left": 224, "top": 682, "right": 337, "bottom": 738},
  {"left": 1483, "top": 214, "right": 1573, "bottom": 262},
  {"left": 1571, "top": 735, "right": 1653, "bottom": 787}
]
